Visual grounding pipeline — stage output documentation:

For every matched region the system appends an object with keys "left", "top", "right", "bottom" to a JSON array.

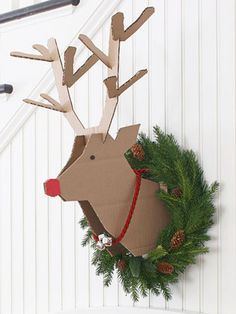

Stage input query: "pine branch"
[{"left": 79, "top": 215, "right": 89, "bottom": 229}]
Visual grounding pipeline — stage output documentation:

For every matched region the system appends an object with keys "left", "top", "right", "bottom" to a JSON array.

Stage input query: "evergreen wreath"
[{"left": 79, "top": 126, "right": 218, "bottom": 301}]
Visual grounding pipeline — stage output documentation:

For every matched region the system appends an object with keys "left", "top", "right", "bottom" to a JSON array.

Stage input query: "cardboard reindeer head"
[
  {"left": 50, "top": 125, "right": 140, "bottom": 201},
  {"left": 11, "top": 7, "right": 170, "bottom": 256}
]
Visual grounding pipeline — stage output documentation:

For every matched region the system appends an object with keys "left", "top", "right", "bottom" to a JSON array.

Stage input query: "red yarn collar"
[{"left": 93, "top": 168, "right": 147, "bottom": 246}]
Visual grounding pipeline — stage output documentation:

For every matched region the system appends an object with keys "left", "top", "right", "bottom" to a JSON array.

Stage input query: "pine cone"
[
  {"left": 131, "top": 143, "right": 145, "bottom": 161},
  {"left": 117, "top": 259, "right": 127, "bottom": 272},
  {"left": 170, "top": 230, "right": 185, "bottom": 250},
  {"left": 171, "top": 187, "right": 182, "bottom": 198},
  {"left": 157, "top": 262, "right": 174, "bottom": 274}
]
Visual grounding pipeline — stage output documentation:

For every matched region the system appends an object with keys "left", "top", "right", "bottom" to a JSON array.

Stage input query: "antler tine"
[
  {"left": 79, "top": 35, "right": 112, "bottom": 68},
  {"left": 40, "top": 93, "right": 64, "bottom": 110},
  {"left": 63, "top": 46, "right": 99, "bottom": 88},
  {"left": 104, "top": 70, "right": 148, "bottom": 98},
  {"left": 10, "top": 44, "right": 53, "bottom": 62},
  {"left": 112, "top": 7, "right": 155, "bottom": 41},
  {"left": 23, "top": 94, "right": 66, "bottom": 113}
]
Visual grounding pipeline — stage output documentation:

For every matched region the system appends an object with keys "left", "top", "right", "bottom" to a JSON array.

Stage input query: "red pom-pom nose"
[{"left": 44, "top": 179, "right": 60, "bottom": 197}]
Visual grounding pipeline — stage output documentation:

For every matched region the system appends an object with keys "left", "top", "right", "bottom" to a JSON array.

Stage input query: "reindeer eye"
[{"left": 90, "top": 155, "right": 96, "bottom": 160}]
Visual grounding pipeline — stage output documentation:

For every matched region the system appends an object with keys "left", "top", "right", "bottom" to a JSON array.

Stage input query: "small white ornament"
[
  {"left": 103, "top": 236, "right": 112, "bottom": 246},
  {"left": 96, "top": 233, "right": 113, "bottom": 250},
  {"left": 96, "top": 240, "right": 105, "bottom": 251},
  {"left": 98, "top": 234, "right": 105, "bottom": 241}
]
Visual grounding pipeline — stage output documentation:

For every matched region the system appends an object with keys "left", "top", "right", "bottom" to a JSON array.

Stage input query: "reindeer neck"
[{"left": 89, "top": 159, "right": 137, "bottom": 206}]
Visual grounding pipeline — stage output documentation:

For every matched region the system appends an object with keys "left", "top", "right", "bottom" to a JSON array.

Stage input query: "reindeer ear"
[{"left": 115, "top": 124, "right": 140, "bottom": 153}]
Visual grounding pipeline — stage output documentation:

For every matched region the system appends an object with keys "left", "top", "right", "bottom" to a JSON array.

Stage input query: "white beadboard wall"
[{"left": 0, "top": 0, "right": 235, "bottom": 314}]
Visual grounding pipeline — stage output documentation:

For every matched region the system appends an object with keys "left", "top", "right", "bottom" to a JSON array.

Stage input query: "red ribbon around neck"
[{"left": 93, "top": 168, "right": 147, "bottom": 246}]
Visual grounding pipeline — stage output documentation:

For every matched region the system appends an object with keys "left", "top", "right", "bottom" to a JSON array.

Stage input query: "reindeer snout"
[{"left": 44, "top": 179, "right": 61, "bottom": 197}]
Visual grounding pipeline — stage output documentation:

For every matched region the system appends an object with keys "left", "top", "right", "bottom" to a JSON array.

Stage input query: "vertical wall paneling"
[
  {"left": 118, "top": 0, "right": 134, "bottom": 132},
  {"left": 165, "top": 0, "right": 183, "bottom": 144},
  {"left": 70, "top": 88, "right": 78, "bottom": 312},
  {"left": 23, "top": 115, "right": 36, "bottom": 314},
  {"left": 199, "top": 1, "right": 218, "bottom": 313},
  {"left": 181, "top": 0, "right": 200, "bottom": 312},
  {"left": 0, "top": 146, "right": 12, "bottom": 314},
  {"left": 148, "top": 0, "right": 166, "bottom": 137},
  {"left": 48, "top": 99, "right": 62, "bottom": 312},
  {"left": 11, "top": 131, "right": 24, "bottom": 314},
  {"left": 217, "top": 0, "right": 236, "bottom": 313},
  {"left": 1, "top": 0, "right": 236, "bottom": 313},
  {"left": 35, "top": 109, "right": 49, "bottom": 314},
  {"left": 133, "top": 0, "right": 149, "bottom": 136}
]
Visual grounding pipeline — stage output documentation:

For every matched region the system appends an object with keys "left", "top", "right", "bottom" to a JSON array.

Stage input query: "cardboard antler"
[
  {"left": 63, "top": 46, "right": 99, "bottom": 88},
  {"left": 62, "top": 7, "right": 155, "bottom": 140},
  {"left": 11, "top": 44, "right": 53, "bottom": 62},
  {"left": 24, "top": 94, "right": 66, "bottom": 113},
  {"left": 112, "top": 7, "right": 155, "bottom": 41},
  {"left": 97, "top": 7, "right": 154, "bottom": 140},
  {"left": 104, "top": 70, "right": 148, "bottom": 98},
  {"left": 11, "top": 39, "right": 85, "bottom": 135},
  {"left": 11, "top": 7, "right": 155, "bottom": 140},
  {"left": 79, "top": 35, "right": 112, "bottom": 68}
]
